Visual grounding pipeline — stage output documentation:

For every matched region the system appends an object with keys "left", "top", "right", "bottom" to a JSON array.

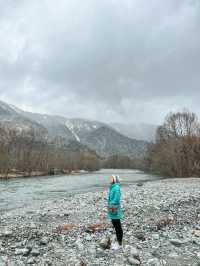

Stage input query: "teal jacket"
[{"left": 107, "top": 183, "right": 123, "bottom": 219}]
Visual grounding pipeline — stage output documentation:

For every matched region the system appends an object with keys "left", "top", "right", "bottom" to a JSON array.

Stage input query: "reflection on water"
[{"left": 0, "top": 169, "right": 160, "bottom": 212}]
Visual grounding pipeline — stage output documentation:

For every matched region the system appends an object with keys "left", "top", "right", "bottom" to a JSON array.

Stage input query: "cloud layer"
[{"left": 0, "top": 0, "right": 200, "bottom": 124}]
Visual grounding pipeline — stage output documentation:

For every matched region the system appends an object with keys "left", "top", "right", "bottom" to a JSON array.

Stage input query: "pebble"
[{"left": 1, "top": 178, "right": 200, "bottom": 265}]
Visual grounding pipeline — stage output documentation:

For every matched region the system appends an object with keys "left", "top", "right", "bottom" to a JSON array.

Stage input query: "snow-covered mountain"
[
  {"left": 0, "top": 100, "right": 149, "bottom": 157},
  {"left": 0, "top": 100, "right": 48, "bottom": 140},
  {"left": 83, "top": 126, "right": 147, "bottom": 158}
]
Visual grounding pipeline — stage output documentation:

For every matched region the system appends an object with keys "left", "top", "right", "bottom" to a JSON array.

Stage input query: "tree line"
[
  {"left": 144, "top": 110, "right": 200, "bottom": 177},
  {"left": 0, "top": 126, "right": 101, "bottom": 178}
]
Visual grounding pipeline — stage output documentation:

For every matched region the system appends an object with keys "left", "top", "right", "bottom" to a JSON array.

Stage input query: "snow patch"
[
  {"left": 65, "top": 121, "right": 80, "bottom": 142},
  {"left": 9, "top": 104, "right": 22, "bottom": 114}
]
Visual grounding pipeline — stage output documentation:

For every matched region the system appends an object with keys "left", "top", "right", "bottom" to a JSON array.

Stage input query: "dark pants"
[{"left": 111, "top": 219, "right": 123, "bottom": 245}]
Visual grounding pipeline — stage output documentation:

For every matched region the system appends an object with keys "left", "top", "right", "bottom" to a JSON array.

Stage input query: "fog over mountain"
[
  {"left": 0, "top": 100, "right": 148, "bottom": 157},
  {"left": 111, "top": 123, "right": 157, "bottom": 142},
  {"left": 0, "top": 0, "right": 199, "bottom": 125}
]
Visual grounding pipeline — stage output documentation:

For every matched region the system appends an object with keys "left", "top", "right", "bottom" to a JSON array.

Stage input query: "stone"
[
  {"left": 130, "top": 247, "right": 140, "bottom": 260},
  {"left": 99, "top": 237, "right": 111, "bottom": 249},
  {"left": 31, "top": 248, "right": 40, "bottom": 256},
  {"left": 75, "top": 239, "right": 84, "bottom": 251},
  {"left": 193, "top": 230, "right": 200, "bottom": 237},
  {"left": 151, "top": 248, "right": 161, "bottom": 258},
  {"left": 95, "top": 248, "right": 107, "bottom": 258},
  {"left": 134, "top": 231, "right": 146, "bottom": 241},
  {"left": 15, "top": 248, "right": 30, "bottom": 256},
  {"left": 85, "top": 235, "right": 92, "bottom": 241},
  {"left": 136, "top": 183, "right": 143, "bottom": 187},
  {"left": 2, "top": 230, "right": 12, "bottom": 237},
  {"left": 27, "top": 258, "right": 36, "bottom": 264},
  {"left": 147, "top": 258, "right": 160, "bottom": 266},
  {"left": 152, "top": 234, "right": 160, "bottom": 240},
  {"left": 168, "top": 252, "right": 178, "bottom": 258},
  {"left": 40, "top": 236, "right": 49, "bottom": 245},
  {"left": 124, "top": 245, "right": 140, "bottom": 260},
  {"left": 0, "top": 257, "right": 8, "bottom": 266},
  {"left": 170, "top": 239, "right": 184, "bottom": 246},
  {"left": 29, "top": 223, "right": 37, "bottom": 229},
  {"left": 127, "top": 257, "right": 140, "bottom": 265},
  {"left": 88, "top": 245, "right": 96, "bottom": 256}
]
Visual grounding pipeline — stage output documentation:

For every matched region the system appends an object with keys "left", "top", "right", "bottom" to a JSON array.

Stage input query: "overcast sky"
[{"left": 0, "top": 0, "right": 199, "bottom": 124}]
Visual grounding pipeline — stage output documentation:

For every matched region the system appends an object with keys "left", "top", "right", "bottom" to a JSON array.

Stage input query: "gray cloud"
[{"left": 0, "top": 0, "right": 200, "bottom": 124}]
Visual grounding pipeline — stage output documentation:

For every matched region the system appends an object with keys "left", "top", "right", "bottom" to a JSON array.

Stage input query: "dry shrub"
[
  {"left": 85, "top": 222, "right": 108, "bottom": 233},
  {"left": 53, "top": 223, "right": 78, "bottom": 233}
]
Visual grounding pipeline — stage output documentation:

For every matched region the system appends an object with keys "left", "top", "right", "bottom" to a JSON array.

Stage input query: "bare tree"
[{"left": 147, "top": 110, "right": 200, "bottom": 177}]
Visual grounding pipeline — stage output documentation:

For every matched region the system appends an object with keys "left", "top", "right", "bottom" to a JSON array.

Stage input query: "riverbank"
[
  {"left": 1, "top": 178, "right": 200, "bottom": 265},
  {"left": 0, "top": 170, "right": 90, "bottom": 180}
]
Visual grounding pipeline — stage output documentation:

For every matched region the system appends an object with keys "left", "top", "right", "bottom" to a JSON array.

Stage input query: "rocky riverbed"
[{"left": 1, "top": 178, "right": 200, "bottom": 266}]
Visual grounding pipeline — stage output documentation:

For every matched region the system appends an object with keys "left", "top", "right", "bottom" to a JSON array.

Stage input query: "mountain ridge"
[{"left": 0, "top": 100, "right": 150, "bottom": 158}]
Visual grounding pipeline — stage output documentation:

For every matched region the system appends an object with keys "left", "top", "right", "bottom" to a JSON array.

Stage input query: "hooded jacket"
[{"left": 107, "top": 182, "right": 123, "bottom": 219}]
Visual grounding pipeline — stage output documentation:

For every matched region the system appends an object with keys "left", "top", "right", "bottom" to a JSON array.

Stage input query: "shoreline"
[
  {"left": 0, "top": 170, "right": 92, "bottom": 180},
  {"left": 1, "top": 178, "right": 200, "bottom": 265}
]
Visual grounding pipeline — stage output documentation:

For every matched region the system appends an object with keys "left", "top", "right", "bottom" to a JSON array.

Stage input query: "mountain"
[
  {"left": 0, "top": 100, "right": 48, "bottom": 141},
  {"left": 63, "top": 140, "right": 96, "bottom": 154},
  {"left": 0, "top": 100, "right": 149, "bottom": 157},
  {"left": 83, "top": 126, "right": 147, "bottom": 158},
  {"left": 111, "top": 122, "right": 157, "bottom": 142}
]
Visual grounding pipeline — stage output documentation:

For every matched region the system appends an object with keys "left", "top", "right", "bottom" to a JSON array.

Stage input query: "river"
[{"left": 0, "top": 169, "right": 160, "bottom": 212}]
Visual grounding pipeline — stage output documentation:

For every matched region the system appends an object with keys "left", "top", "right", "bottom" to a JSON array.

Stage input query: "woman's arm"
[{"left": 109, "top": 187, "right": 120, "bottom": 206}]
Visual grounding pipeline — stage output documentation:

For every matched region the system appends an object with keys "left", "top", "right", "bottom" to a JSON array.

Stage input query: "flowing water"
[{"left": 0, "top": 169, "right": 160, "bottom": 212}]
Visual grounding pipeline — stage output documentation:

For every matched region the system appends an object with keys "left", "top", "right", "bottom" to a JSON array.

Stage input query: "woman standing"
[{"left": 108, "top": 175, "right": 123, "bottom": 250}]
